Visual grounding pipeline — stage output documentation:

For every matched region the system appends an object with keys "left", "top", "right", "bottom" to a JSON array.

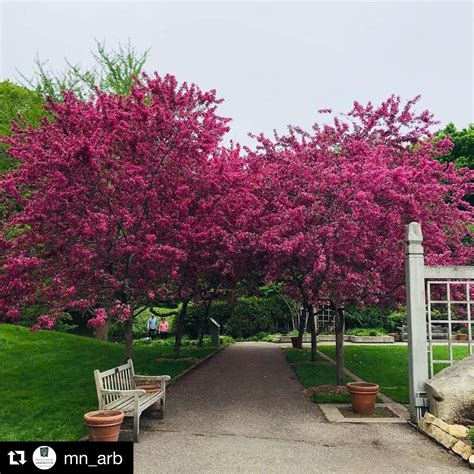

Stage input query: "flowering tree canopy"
[
  {"left": 247, "top": 95, "right": 473, "bottom": 374},
  {"left": 0, "top": 73, "right": 241, "bottom": 357},
  {"left": 249, "top": 95, "right": 472, "bottom": 305}
]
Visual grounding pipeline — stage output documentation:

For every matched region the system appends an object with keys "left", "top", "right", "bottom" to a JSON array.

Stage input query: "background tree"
[
  {"left": 21, "top": 40, "right": 149, "bottom": 101},
  {"left": 435, "top": 122, "right": 474, "bottom": 169},
  {"left": 0, "top": 81, "right": 46, "bottom": 173}
]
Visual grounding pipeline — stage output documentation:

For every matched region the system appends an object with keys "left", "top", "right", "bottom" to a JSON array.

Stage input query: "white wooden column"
[{"left": 405, "top": 222, "right": 429, "bottom": 423}]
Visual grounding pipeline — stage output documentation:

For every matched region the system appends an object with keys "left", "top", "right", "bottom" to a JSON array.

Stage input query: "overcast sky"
[{"left": 1, "top": 1, "right": 472, "bottom": 145}]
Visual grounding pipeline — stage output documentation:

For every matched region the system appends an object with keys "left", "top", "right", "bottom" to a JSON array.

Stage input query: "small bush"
[{"left": 346, "top": 327, "right": 386, "bottom": 336}]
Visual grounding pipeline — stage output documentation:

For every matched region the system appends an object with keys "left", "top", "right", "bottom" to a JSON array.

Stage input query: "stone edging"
[
  {"left": 319, "top": 403, "right": 408, "bottom": 423},
  {"left": 418, "top": 412, "right": 473, "bottom": 467}
]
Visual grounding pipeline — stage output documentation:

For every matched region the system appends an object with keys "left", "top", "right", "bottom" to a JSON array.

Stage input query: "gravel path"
[{"left": 135, "top": 342, "right": 465, "bottom": 473}]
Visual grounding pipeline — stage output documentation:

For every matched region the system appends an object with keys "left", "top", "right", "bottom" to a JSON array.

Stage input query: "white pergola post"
[{"left": 405, "top": 222, "right": 429, "bottom": 423}]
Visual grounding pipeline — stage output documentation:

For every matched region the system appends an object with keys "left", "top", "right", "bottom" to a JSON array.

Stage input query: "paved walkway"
[{"left": 135, "top": 343, "right": 465, "bottom": 473}]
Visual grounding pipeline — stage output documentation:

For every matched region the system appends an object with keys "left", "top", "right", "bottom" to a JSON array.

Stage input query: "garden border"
[{"left": 316, "top": 349, "right": 409, "bottom": 417}]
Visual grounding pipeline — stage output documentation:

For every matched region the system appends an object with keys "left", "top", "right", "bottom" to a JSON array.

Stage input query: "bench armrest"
[
  {"left": 101, "top": 389, "right": 146, "bottom": 397},
  {"left": 134, "top": 375, "right": 171, "bottom": 382}
]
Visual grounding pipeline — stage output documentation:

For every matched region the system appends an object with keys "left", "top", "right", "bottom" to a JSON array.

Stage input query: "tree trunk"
[
  {"left": 308, "top": 304, "right": 317, "bottom": 362},
  {"left": 174, "top": 299, "right": 189, "bottom": 355},
  {"left": 95, "top": 321, "right": 109, "bottom": 340},
  {"left": 124, "top": 318, "right": 134, "bottom": 362},
  {"left": 335, "top": 306, "right": 345, "bottom": 385}
]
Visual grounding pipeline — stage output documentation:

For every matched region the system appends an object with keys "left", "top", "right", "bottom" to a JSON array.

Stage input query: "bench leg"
[
  {"left": 133, "top": 413, "right": 140, "bottom": 443},
  {"left": 162, "top": 393, "right": 166, "bottom": 418}
]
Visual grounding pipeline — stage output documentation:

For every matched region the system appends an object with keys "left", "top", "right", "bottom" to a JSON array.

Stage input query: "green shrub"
[
  {"left": 345, "top": 304, "right": 406, "bottom": 332},
  {"left": 184, "top": 300, "right": 234, "bottom": 339},
  {"left": 185, "top": 294, "right": 292, "bottom": 340},
  {"left": 469, "top": 426, "right": 474, "bottom": 445},
  {"left": 346, "top": 327, "right": 386, "bottom": 336},
  {"left": 225, "top": 297, "right": 273, "bottom": 338},
  {"left": 385, "top": 306, "right": 407, "bottom": 332}
]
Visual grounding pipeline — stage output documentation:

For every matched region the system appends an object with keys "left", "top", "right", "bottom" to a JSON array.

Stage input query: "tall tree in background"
[
  {"left": 21, "top": 40, "right": 149, "bottom": 101},
  {"left": 0, "top": 81, "right": 46, "bottom": 173},
  {"left": 435, "top": 122, "right": 474, "bottom": 169}
]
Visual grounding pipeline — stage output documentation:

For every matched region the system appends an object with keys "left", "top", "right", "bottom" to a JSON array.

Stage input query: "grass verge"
[
  {"left": 318, "top": 344, "right": 469, "bottom": 404},
  {"left": 0, "top": 324, "right": 217, "bottom": 441},
  {"left": 283, "top": 348, "right": 353, "bottom": 403}
]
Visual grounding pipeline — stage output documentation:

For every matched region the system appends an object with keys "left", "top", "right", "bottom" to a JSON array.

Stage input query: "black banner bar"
[{"left": 0, "top": 442, "right": 133, "bottom": 474}]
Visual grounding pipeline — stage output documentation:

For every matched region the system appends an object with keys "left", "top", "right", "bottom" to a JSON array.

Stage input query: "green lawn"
[
  {"left": 0, "top": 324, "right": 216, "bottom": 441},
  {"left": 319, "top": 344, "right": 469, "bottom": 404},
  {"left": 283, "top": 348, "right": 353, "bottom": 403}
]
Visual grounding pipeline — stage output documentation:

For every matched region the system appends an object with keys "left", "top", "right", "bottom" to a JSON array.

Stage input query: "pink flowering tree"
[
  {"left": 0, "top": 73, "right": 232, "bottom": 359},
  {"left": 248, "top": 96, "right": 473, "bottom": 382},
  {"left": 156, "top": 146, "right": 257, "bottom": 353}
]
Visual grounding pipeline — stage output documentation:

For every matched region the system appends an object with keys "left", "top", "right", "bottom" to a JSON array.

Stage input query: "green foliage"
[
  {"left": 435, "top": 122, "right": 474, "bottom": 169},
  {"left": 22, "top": 40, "right": 149, "bottom": 101},
  {"left": 224, "top": 298, "right": 272, "bottom": 338},
  {"left": 184, "top": 300, "right": 234, "bottom": 339},
  {"left": 293, "top": 362, "right": 352, "bottom": 388},
  {"left": 107, "top": 305, "right": 178, "bottom": 340},
  {"left": 385, "top": 306, "right": 407, "bottom": 332},
  {"left": 345, "top": 304, "right": 406, "bottom": 332},
  {"left": 346, "top": 327, "right": 386, "bottom": 336},
  {"left": 469, "top": 426, "right": 474, "bottom": 444},
  {"left": 345, "top": 304, "right": 386, "bottom": 329},
  {"left": 282, "top": 348, "right": 326, "bottom": 364},
  {"left": 0, "top": 324, "right": 219, "bottom": 441},
  {"left": 185, "top": 294, "right": 291, "bottom": 339},
  {"left": 0, "top": 81, "right": 46, "bottom": 173}
]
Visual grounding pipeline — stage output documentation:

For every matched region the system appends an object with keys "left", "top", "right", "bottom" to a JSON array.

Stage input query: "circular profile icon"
[{"left": 32, "top": 446, "right": 57, "bottom": 470}]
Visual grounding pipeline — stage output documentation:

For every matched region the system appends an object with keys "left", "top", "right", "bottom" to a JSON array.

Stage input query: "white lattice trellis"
[{"left": 426, "top": 280, "right": 473, "bottom": 377}]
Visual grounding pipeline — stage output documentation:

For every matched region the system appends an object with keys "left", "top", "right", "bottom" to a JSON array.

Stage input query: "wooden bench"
[{"left": 94, "top": 359, "right": 170, "bottom": 442}]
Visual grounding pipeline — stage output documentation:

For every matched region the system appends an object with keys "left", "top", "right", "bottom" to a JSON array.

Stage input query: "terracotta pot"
[
  {"left": 456, "top": 333, "right": 468, "bottom": 341},
  {"left": 347, "top": 382, "right": 379, "bottom": 416},
  {"left": 84, "top": 410, "right": 124, "bottom": 442},
  {"left": 137, "top": 384, "right": 161, "bottom": 393},
  {"left": 290, "top": 336, "right": 302, "bottom": 349},
  {"left": 388, "top": 332, "right": 398, "bottom": 341}
]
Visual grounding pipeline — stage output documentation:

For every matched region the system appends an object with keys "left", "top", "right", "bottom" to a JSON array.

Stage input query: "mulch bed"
[{"left": 304, "top": 384, "right": 348, "bottom": 396}]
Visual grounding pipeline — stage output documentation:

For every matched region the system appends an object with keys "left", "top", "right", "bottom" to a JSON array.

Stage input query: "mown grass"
[
  {"left": 0, "top": 324, "right": 216, "bottom": 441},
  {"left": 318, "top": 344, "right": 469, "bottom": 404},
  {"left": 283, "top": 348, "right": 353, "bottom": 403}
]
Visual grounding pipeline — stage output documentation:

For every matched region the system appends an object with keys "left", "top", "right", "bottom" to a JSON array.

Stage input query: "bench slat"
[{"left": 105, "top": 392, "right": 161, "bottom": 412}]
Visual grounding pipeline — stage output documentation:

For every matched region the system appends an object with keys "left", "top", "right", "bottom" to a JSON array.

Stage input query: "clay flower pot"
[
  {"left": 456, "top": 333, "right": 468, "bottom": 342},
  {"left": 290, "top": 336, "right": 302, "bottom": 349},
  {"left": 136, "top": 384, "right": 161, "bottom": 393},
  {"left": 84, "top": 410, "right": 124, "bottom": 442},
  {"left": 347, "top": 382, "right": 379, "bottom": 416},
  {"left": 388, "top": 332, "right": 398, "bottom": 341}
]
